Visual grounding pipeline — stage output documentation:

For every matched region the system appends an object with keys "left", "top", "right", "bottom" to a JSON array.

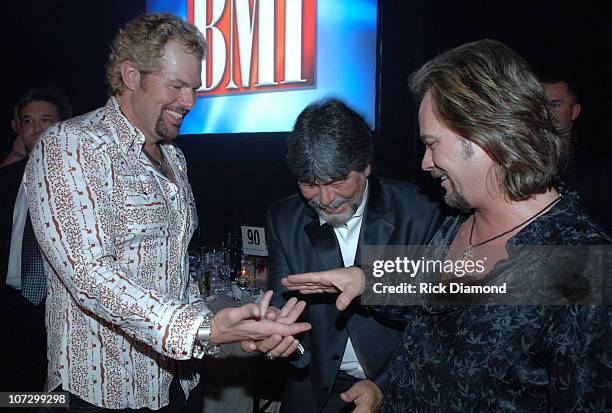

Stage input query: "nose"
[
  {"left": 421, "top": 147, "right": 434, "bottom": 171},
  {"left": 179, "top": 88, "right": 196, "bottom": 110},
  {"left": 32, "top": 120, "right": 46, "bottom": 138},
  {"left": 319, "top": 186, "right": 336, "bottom": 206}
]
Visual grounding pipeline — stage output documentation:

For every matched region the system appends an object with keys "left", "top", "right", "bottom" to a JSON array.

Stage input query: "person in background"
[
  {"left": 25, "top": 13, "right": 310, "bottom": 413},
  {"left": 0, "top": 86, "right": 71, "bottom": 401},
  {"left": 253, "top": 98, "right": 441, "bottom": 413},
  {"left": 282, "top": 39, "right": 612, "bottom": 412},
  {"left": 1, "top": 88, "right": 70, "bottom": 167},
  {"left": 540, "top": 74, "right": 581, "bottom": 147},
  {"left": 540, "top": 72, "right": 611, "bottom": 234}
]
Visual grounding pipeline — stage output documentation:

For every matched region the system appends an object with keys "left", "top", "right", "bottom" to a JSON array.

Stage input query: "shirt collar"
[{"left": 103, "top": 96, "right": 146, "bottom": 156}]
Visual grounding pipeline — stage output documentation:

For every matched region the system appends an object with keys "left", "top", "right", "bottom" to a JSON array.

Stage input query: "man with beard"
[
  {"left": 260, "top": 99, "right": 442, "bottom": 412},
  {"left": 281, "top": 40, "right": 612, "bottom": 411},
  {"left": 25, "top": 13, "right": 310, "bottom": 413}
]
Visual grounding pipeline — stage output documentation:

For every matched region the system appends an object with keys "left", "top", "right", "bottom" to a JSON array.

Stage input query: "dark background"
[{"left": 3, "top": 0, "right": 611, "bottom": 244}]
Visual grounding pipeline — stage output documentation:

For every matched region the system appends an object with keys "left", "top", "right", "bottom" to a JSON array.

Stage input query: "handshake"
[
  {"left": 207, "top": 267, "right": 381, "bottom": 413},
  {"left": 209, "top": 266, "right": 365, "bottom": 357},
  {"left": 207, "top": 290, "right": 310, "bottom": 357}
]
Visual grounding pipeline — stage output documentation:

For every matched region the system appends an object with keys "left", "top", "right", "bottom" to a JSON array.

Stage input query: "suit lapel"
[
  {"left": 304, "top": 220, "right": 344, "bottom": 270},
  {"left": 356, "top": 177, "right": 395, "bottom": 265}
]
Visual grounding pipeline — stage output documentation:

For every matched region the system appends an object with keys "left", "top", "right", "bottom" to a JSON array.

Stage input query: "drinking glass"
[{"left": 236, "top": 273, "right": 250, "bottom": 304}]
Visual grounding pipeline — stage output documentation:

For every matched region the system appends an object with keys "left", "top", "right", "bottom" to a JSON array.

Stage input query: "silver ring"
[{"left": 265, "top": 351, "right": 275, "bottom": 360}]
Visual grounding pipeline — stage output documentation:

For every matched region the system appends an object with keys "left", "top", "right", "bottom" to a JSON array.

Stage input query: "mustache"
[
  {"left": 309, "top": 196, "right": 348, "bottom": 210},
  {"left": 431, "top": 168, "right": 446, "bottom": 179}
]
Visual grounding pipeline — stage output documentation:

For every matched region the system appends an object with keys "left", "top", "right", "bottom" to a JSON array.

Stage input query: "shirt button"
[{"left": 171, "top": 196, "right": 176, "bottom": 201}]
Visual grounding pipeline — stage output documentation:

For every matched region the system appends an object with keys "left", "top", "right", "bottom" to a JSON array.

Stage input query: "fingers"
[
  {"left": 337, "top": 289, "right": 358, "bottom": 311},
  {"left": 257, "top": 335, "right": 299, "bottom": 358},
  {"left": 265, "top": 320, "right": 311, "bottom": 337},
  {"left": 340, "top": 382, "right": 362, "bottom": 403},
  {"left": 232, "top": 303, "right": 261, "bottom": 323},
  {"left": 283, "top": 283, "right": 336, "bottom": 292},
  {"left": 278, "top": 297, "right": 298, "bottom": 318},
  {"left": 259, "top": 290, "right": 273, "bottom": 317},
  {"left": 240, "top": 340, "right": 257, "bottom": 352},
  {"left": 279, "top": 338, "right": 300, "bottom": 358},
  {"left": 256, "top": 334, "right": 284, "bottom": 353},
  {"left": 265, "top": 307, "right": 280, "bottom": 321},
  {"left": 266, "top": 297, "right": 305, "bottom": 324},
  {"left": 342, "top": 380, "right": 382, "bottom": 413},
  {"left": 292, "top": 287, "right": 335, "bottom": 294},
  {"left": 284, "top": 272, "right": 326, "bottom": 285},
  {"left": 281, "top": 300, "right": 306, "bottom": 324}
]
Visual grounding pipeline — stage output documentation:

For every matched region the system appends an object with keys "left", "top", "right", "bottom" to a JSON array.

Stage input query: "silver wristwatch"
[{"left": 196, "top": 315, "right": 221, "bottom": 356}]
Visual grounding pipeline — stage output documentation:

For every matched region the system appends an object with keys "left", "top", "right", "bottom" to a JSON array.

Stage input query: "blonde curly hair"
[{"left": 105, "top": 13, "right": 206, "bottom": 96}]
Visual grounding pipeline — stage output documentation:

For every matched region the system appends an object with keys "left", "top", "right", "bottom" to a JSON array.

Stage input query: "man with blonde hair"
[{"left": 26, "top": 13, "right": 309, "bottom": 413}]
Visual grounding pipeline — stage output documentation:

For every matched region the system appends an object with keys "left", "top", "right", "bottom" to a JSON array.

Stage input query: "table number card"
[{"left": 241, "top": 225, "right": 268, "bottom": 256}]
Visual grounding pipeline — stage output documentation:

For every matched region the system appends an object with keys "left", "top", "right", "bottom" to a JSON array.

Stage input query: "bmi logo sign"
[{"left": 188, "top": 0, "right": 316, "bottom": 96}]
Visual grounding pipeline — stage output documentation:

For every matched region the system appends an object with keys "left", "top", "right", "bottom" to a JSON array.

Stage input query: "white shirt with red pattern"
[{"left": 26, "top": 97, "right": 209, "bottom": 409}]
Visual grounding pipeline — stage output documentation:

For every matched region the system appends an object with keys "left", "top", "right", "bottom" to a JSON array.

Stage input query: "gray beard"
[{"left": 308, "top": 192, "right": 365, "bottom": 228}]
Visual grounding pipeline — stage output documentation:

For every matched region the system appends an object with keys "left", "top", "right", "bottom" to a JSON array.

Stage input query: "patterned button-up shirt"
[{"left": 26, "top": 97, "right": 210, "bottom": 409}]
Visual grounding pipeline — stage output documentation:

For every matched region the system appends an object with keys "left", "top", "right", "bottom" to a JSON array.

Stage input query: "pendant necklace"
[{"left": 463, "top": 196, "right": 562, "bottom": 259}]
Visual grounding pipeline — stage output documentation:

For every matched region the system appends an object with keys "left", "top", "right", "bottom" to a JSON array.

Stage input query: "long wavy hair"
[{"left": 410, "top": 39, "right": 564, "bottom": 201}]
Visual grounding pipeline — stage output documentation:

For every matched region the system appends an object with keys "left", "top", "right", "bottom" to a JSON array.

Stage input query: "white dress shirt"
[
  {"left": 6, "top": 177, "right": 28, "bottom": 289},
  {"left": 319, "top": 181, "right": 369, "bottom": 379}
]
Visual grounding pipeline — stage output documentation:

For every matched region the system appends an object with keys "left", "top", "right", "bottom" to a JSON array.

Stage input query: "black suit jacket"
[{"left": 266, "top": 176, "right": 442, "bottom": 413}]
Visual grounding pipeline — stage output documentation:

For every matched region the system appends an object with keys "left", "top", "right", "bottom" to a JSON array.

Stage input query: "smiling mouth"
[
  {"left": 165, "top": 109, "right": 185, "bottom": 120},
  {"left": 323, "top": 206, "right": 342, "bottom": 213}
]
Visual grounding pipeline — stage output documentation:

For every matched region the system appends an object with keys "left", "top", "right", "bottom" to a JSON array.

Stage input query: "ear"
[
  {"left": 364, "top": 164, "right": 372, "bottom": 177},
  {"left": 120, "top": 60, "right": 142, "bottom": 92},
  {"left": 571, "top": 103, "right": 581, "bottom": 121},
  {"left": 11, "top": 118, "right": 20, "bottom": 134}
]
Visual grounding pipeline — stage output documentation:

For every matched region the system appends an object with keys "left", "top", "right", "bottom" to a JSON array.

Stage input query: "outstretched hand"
[
  {"left": 281, "top": 266, "right": 365, "bottom": 310},
  {"left": 211, "top": 290, "right": 310, "bottom": 345}
]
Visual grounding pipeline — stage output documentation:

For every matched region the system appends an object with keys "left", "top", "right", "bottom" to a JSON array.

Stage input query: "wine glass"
[{"left": 236, "top": 272, "right": 250, "bottom": 305}]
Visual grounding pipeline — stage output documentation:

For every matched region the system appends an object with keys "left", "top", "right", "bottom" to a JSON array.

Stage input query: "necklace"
[
  {"left": 463, "top": 196, "right": 562, "bottom": 259},
  {"left": 142, "top": 146, "right": 168, "bottom": 178}
]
